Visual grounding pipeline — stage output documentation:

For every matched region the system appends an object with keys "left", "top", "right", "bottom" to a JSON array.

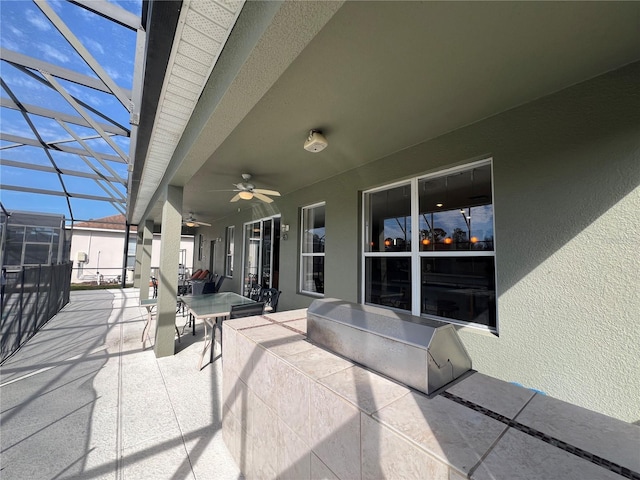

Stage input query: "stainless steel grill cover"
[{"left": 307, "top": 298, "right": 472, "bottom": 394}]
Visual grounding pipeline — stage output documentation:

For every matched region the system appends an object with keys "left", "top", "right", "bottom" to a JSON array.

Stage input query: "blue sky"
[{"left": 1, "top": 0, "right": 142, "bottom": 222}]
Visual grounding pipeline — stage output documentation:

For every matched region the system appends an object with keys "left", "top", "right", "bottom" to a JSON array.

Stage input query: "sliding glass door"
[{"left": 242, "top": 216, "right": 280, "bottom": 296}]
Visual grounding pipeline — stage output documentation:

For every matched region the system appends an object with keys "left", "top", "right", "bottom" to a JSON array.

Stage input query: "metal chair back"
[
  {"left": 229, "top": 302, "right": 265, "bottom": 319},
  {"left": 259, "top": 288, "right": 281, "bottom": 313}
]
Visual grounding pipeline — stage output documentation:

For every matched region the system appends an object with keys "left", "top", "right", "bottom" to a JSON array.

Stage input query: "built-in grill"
[{"left": 307, "top": 298, "right": 472, "bottom": 395}]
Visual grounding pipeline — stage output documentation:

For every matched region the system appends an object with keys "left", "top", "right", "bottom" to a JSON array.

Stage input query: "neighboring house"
[{"left": 69, "top": 215, "right": 194, "bottom": 284}]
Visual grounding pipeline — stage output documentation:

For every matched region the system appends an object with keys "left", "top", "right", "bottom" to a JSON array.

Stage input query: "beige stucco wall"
[
  {"left": 69, "top": 229, "right": 194, "bottom": 283},
  {"left": 198, "top": 63, "right": 639, "bottom": 422}
]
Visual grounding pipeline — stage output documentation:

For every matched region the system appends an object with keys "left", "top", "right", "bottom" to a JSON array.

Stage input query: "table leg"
[
  {"left": 141, "top": 306, "right": 154, "bottom": 348},
  {"left": 198, "top": 318, "right": 213, "bottom": 370}
]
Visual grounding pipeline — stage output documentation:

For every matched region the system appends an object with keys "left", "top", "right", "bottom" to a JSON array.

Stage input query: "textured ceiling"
[{"left": 133, "top": 1, "right": 640, "bottom": 226}]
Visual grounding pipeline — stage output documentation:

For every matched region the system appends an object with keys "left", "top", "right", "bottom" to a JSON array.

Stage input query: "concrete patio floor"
[{"left": 0, "top": 288, "right": 243, "bottom": 480}]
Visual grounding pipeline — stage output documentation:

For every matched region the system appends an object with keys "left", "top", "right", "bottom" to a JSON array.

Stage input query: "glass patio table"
[
  {"left": 180, "top": 292, "right": 258, "bottom": 369},
  {"left": 140, "top": 298, "right": 181, "bottom": 349}
]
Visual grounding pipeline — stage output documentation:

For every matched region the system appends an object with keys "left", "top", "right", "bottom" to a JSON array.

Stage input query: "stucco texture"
[{"left": 196, "top": 63, "right": 640, "bottom": 422}]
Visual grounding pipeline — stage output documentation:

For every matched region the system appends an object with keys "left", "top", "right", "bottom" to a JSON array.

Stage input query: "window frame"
[
  {"left": 361, "top": 158, "right": 498, "bottom": 332},
  {"left": 299, "top": 202, "right": 326, "bottom": 297},
  {"left": 225, "top": 225, "right": 234, "bottom": 278}
]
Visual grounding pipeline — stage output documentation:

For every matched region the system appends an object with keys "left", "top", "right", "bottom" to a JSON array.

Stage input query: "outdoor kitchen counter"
[{"left": 221, "top": 309, "right": 639, "bottom": 480}]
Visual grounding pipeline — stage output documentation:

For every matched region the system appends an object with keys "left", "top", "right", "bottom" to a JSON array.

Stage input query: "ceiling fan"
[
  {"left": 228, "top": 173, "right": 281, "bottom": 203},
  {"left": 182, "top": 213, "right": 211, "bottom": 227}
]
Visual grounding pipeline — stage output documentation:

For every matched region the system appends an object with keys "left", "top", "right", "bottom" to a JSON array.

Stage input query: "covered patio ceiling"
[{"left": 131, "top": 1, "right": 640, "bottom": 228}]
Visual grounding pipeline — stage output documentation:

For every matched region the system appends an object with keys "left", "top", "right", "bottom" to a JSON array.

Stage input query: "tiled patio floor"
[{"left": 0, "top": 288, "right": 242, "bottom": 480}]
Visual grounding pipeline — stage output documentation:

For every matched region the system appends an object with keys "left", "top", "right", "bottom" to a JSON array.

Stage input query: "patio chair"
[
  {"left": 230, "top": 301, "right": 266, "bottom": 319},
  {"left": 150, "top": 276, "right": 158, "bottom": 298},
  {"left": 247, "top": 283, "right": 262, "bottom": 301},
  {"left": 202, "top": 281, "right": 217, "bottom": 294},
  {"left": 214, "top": 275, "right": 225, "bottom": 292},
  {"left": 259, "top": 288, "right": 281, "bottom": 313}
]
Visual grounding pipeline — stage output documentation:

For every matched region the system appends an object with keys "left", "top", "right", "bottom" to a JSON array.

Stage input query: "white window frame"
[
  {"left": 225, "top": 225, "right": 234, "bottom": 277},
  {"left": 361, "top": 158, "right": 498, "bottom": 332},
  {"left": 300, "top": 202, "right": 325, "bottom": 296}
]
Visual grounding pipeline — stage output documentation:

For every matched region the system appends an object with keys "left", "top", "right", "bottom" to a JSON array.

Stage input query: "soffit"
[{"left": 129, "top": 0, "right": 245, "bottom": 225}]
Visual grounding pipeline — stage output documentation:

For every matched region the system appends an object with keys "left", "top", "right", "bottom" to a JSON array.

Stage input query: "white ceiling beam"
[
  {"left": 34, "top": 0, "right": 132, "bottom": 112},
  {"left": 0, "top": 97, "right": 128, "bottom": 136},
  {"left": 0, "top": 158, "right": 122, "bottom": 183},
  {"left": 0, "top": 183, "right": 125, "bottom": 203},
  {"left": 57, "top": 120, "right": 128, "bottom": 185},
  {"left": 68, "top": 0, "right": 141, "bottom": 30},
  {"left": 0, "top": 133, "right": 126, "bottom": 164},
  {"left": 0, "top": 48, "right": 131, "bottom": 98},
  {"left": 42, "top": 72, "right": 129, "bottom": 162}
]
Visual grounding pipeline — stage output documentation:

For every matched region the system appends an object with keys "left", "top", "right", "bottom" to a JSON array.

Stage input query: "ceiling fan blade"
[
  {"left": 196, "top": 221, "right": 211, "bottom": 227},
  {"left": 253, "top": 188, "right": 280, "bottom": 196},
  {"left": 230, "top": 193, "right": 241, "bottom": 202},
  {"left": 253, "top": 192, "right": 274, "bottom": 203}
]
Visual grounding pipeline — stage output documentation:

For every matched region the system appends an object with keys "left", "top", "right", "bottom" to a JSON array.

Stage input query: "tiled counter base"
[{"left": 222, "top": 310, "right": 640, "bottom": 480}]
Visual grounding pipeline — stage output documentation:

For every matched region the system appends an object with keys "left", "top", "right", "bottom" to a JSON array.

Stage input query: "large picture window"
[
  {"left": 300, "top": 203, "right": 325, "bottom": 295},
  {"left": 363, "top": 160, "right": 497, "bottom": 330}
]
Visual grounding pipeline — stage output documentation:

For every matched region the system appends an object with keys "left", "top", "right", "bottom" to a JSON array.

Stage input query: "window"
[
  {"left": 126, "top": 236, "right": 136, "bottom": 268},
  {"left": 225, "top": 226, "right": 234, "bottom": 277},
  {"left": 300, "top": 203, "right": 325, "bottom": 295},
  {"left": 363, "top": 160, "right": 497, "bottom": 330}
]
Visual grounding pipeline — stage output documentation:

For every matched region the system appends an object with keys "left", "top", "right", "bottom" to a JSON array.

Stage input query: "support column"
[
  {"left": 139, "top": 219, "right": 154, "bottom": 301},
  {"left": 133, "top": 226, "right": 144, "bottom": 288},
  {"left": 155, "top": 185, "right": 182, "bottom": 357}
]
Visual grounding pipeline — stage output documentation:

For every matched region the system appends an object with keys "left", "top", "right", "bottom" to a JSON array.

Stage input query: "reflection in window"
[
  {"left": 365, "top": 184, "right": 411, "bottom": 252},
  {"left": 365, "top": 257, "right": 411, "bottom": 310},
  {"left": 363, "top": 160, "right": 497, "bottom": 330},
  {"left": 418, "top": 166, "right": 494, "bottom": 251},
  {"left": 301, "top": 203, "right": 325, "bottom": 295},
  {"left": 421, "top": 257, "right": 495, "bottom": 326}
]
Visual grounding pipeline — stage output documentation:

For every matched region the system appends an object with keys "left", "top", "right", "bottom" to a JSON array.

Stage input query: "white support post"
[{"left": 155, "top": 186, "right": 182, "bottom": 357}]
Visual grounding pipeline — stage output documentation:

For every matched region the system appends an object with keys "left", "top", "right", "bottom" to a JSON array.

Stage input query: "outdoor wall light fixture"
[
  {"left": 303, "top": 129, "right": 328, "bottom": 152},
  {"left": 281, "top": 224, "right": 290, "bottom": 241},
  {"left": 238, "top": 191, "right": 253, "bottom": 200}
]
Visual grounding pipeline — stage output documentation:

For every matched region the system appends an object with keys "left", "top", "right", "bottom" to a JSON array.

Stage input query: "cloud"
[
  {"left": 39, "top": 44, "right": 70, "bottom": 63},
  {"left": 83, "top": 37, "right": 105, "bottom": 56},
  {"left": 0, "top": 38, "right": 21, "bottom": 52},
  {"left": 3, "top": 72, "right": 49, "bottom": 92},
  {"left": 2, "top": 124, "right": 37, "bottom": 138},
  {"left": 25, "top": 9, "right": 51, "bottom": 31},
  {"left": 104, "top": 66, "right": 121, "bottom": 81},
  {"left": 9, "top": 25, "right": 24, "bottom": 37}
]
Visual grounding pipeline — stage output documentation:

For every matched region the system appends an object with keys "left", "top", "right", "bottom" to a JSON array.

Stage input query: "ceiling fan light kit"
[
  {"left": 183, "top": 213, "right": 211, "bottom": 227},
  {"left": 226, "top": 173, "right": 281, "bottom": 203},
  {"left": 303, "top": 129, "right": 328, "bottom": 153}
]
